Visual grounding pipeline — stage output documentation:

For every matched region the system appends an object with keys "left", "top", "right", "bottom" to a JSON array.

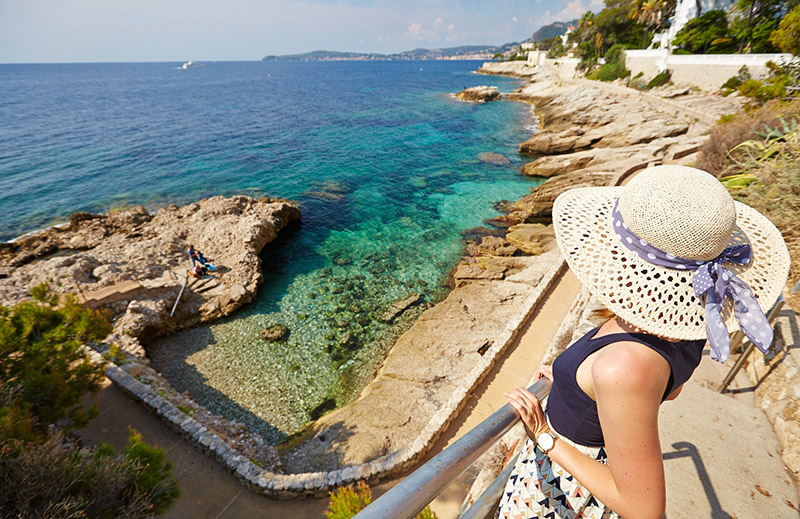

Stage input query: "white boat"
[{"left": 181, "top": 61, "right": 205, "bottom": 69}]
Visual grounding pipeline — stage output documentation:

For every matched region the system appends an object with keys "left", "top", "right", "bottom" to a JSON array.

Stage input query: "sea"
[{"left": 0, "top": 60, "right": 540, "bottom": 444}]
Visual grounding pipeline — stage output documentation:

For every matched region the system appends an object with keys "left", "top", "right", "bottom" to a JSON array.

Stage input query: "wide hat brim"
[{"left": 553, "top": 186, "right": 790, "bottom": 340}]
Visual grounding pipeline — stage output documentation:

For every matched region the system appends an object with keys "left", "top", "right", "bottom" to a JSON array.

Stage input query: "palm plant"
[{"left": 633, "top": 0, "right": 665, "bottom": 47}]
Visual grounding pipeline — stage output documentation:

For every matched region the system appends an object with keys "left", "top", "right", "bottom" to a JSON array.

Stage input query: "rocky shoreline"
[
  {"left": 0, "top": 195, "right": 301, "bottom": 469},
  {"left": 258, "top": 62, "right": 745, "bottom": 491}
]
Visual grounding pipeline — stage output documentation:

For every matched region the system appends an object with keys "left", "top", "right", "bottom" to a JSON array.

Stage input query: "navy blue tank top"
[{"left": 546, "top": 327, "right": 706, "bottom": 447}]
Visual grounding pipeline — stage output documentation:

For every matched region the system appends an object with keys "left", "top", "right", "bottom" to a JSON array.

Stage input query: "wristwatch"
[{"left": 536, "top": 430, "right": 557, "bottom": 454}]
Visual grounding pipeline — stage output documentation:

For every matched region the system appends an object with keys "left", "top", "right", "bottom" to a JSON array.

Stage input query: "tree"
[
  {"left": 730, "top": 0, "right": 796, "bottom": 53},
  {"left": 769, "top": 4, "right": 800, "bottom": 55},
  {"left": 0, "top": 284, "right": 181, "bottom": 517},
  {"left": 0, "top": 284, "right": 110, "bottom": 441},
  {"left": 634, "top": 0, "right": 666, "bottom": 46},
  {"left": 672, "top": 10, "right": 737, "bottom": 53},
  {"left": 571, "top": 0, "right": 646, "bottom": 70}
]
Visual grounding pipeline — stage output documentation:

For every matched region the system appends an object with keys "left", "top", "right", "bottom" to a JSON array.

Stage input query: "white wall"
[{"left": 624, "top": 50, "right": 793, "bottom": 90}]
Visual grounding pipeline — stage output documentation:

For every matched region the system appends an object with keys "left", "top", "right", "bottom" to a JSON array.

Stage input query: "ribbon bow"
[{"left": 612, "top": 200, "right": 772, "bottom": 362}]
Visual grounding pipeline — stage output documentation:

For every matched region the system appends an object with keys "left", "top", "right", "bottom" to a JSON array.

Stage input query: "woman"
[{"left": 497, "top": 166, "right": 790, "bottom": 519}]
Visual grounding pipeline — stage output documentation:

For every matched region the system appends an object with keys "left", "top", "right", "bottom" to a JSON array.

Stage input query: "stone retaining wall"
[{"left": 624, "top": 50, "right": 793, "bottom": 91}]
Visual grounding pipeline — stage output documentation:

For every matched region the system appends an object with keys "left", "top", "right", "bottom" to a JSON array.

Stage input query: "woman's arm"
[{"left": 506, "top": 341, "right": 671, "bottom": 519}]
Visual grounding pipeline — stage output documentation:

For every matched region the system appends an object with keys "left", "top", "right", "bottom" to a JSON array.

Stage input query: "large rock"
[
  {"left": 456, "top": 86, "right": 501, "bottom": 102},
  {"left": 505, "top": 223, "right": 556, "bottom": 255},
  {"left": 477, "top": 61, "right": 539, "bottom": 78},
  {"left": 0, "top": 196, "right": 301, "bottom": 351},
  {"left": 477, "top": 152, "right": 511, "bottom": 165}
]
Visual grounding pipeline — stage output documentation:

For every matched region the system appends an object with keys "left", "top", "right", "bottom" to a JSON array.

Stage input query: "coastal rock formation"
[
  {"left": 456, "top": 86, "right": 501, "bottom": 102},
  {"left": 0, "top": 195, "right": 301, "bottom": 353},
  {"left": 477, "top": 61, "right": 539, "bottom": 78}
]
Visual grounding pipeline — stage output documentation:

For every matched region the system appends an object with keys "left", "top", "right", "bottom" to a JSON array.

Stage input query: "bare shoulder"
[{"left": 591, "top": 340, "right": 670, "bottom": 397}]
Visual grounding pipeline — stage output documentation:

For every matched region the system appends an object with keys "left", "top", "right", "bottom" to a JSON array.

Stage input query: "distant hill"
[
  {"left": 531, "top": 20, "right": 578, "bottom": 42},
  {"left": 262, "top": 43, "right": 521, "bottom": 61}
]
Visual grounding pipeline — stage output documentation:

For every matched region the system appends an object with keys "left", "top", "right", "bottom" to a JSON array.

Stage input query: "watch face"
[{"left": 537, "top": 432, "right": 554, "bottom": 452}]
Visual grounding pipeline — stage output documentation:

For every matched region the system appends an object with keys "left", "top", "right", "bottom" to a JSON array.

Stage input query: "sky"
[{"left": 0, "top": 0, "right": 604, "bottom": 63}]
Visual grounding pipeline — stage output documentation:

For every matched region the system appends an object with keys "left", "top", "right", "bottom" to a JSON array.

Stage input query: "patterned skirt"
[{"left": 496, "top": 435, "right": 620, "bottom": 519}]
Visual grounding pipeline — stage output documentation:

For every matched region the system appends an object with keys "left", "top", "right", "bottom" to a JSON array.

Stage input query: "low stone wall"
[{"left": 624, "top": 50, "right": 793, "bottom": 91}]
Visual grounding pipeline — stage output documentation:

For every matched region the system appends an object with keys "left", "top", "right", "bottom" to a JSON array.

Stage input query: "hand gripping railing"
[{"left": 353, "top": 378, "right": 551, "bottom": 519}]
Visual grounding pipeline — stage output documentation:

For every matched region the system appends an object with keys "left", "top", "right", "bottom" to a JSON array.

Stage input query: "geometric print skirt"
[{"left": 496, "top": 435, "right": 620, "bottom": 519}]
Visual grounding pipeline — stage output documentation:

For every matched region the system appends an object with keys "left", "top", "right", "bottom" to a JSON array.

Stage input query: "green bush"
[
  {"left": 0, "top": 283, "right": 111, "bottom": 441},
  {"left": 673, "top": 10, "right": 736, "bottom": 54},
  {"left": 324, "top": 481, "right": 438, "bottom": 519},
  {"left": 125, "top": 430, "right": 182, "bottom": 515},
  {"left": 646, "top": 70, "right": 671, "bottom": 89},
  {"left": 0, "top": 430, "right": 180, "bottom": 518},
  {"left": 588, "top": 43, "right": 632, "bottom": 82}
]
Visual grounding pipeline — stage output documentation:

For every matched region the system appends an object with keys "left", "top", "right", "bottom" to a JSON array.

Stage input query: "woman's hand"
[
  {"left": 533, "top": 364, "right": 553, "bottom": 382},
  {"left": 505, "top": 387, "right": 551, "bottom": 441}
]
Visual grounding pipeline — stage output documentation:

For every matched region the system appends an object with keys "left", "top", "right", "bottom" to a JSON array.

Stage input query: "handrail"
[
  {"left": 460, "top": 451, "right": 520, "bottom": 519},
  {"left": 719, "top": 295, "right": 784, "bottom": 393},
  {"left": 353, "top": 378, "right": 551, "bottom": 519}
]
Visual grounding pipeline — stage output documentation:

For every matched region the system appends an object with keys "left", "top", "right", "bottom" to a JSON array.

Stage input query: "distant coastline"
[{"left": 262, "top": 44, "right": 520, "bottom": 61}]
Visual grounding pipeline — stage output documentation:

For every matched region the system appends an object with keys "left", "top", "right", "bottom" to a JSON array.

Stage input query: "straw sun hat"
[{"left": 553, "top": 165, "right": 790, "bottom": 350}]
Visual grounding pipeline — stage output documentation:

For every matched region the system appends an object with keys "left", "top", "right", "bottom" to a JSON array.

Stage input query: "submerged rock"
[
  {"left": 478, "top": 152, "right": 511, "bottom": 166},
  {"left": 379, "top": 294, "right": 423, "bottom": 323},
  {"left": 260, "top": 324, "right": 289, "bottom": 342}
]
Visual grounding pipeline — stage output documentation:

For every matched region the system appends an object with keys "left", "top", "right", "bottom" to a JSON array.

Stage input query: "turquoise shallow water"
[{"left": 0, "top": 61, "right": 540, "bottom": 443}]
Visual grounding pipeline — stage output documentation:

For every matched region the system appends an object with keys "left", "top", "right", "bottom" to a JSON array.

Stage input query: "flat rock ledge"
[{"left": 0, "top": 195, "right": 301, "bottom": 354}]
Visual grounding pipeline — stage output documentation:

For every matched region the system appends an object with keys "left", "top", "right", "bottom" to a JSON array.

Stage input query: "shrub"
[
  {"left": 673, "top": 10, "right": 736, "bottom": 54},
  {"left": 721, "top": 65, "right": 752, "bottom": 95},
  {"left": 695, "top": 100, "right": 800, "bottom": 176},
  {"left": 124, "top": 430, "right": 182, "bottom": 515},
  {"left": 646, "top": 70, "right": 671, "bottom": 89},
  {"left": 0, "top": 430, "right": 180, "bottom": 518},
  {"left": 0, "top": 284, "right": 111, "bottom": 441},
  {"left": 721, "top": 115, "right": 800, "bottom": 301},
  {"left": 770, "top": 4, "right": 800, "bottom": 56},
  {"left": 324, "top": 481, "right": 438, "bottom": 519},
  {"left": 589, "top": 43, "right": 632, "bottom": 82}
]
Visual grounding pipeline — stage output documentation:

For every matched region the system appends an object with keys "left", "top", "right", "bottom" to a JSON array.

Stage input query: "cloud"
[
  {"left": 537, "top": 0, "right": 602, "bottom": 26},
  {"left": 404, "top": 16, "right": 454, "bottom": 42}
]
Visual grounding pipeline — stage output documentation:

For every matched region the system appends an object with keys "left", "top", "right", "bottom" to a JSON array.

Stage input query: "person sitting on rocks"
[
  {"left": 188, "top": 245, "right": 215, "bottom": 270},
  {"left": 189, "top": 263, "right": 208, "bottom": 279}
]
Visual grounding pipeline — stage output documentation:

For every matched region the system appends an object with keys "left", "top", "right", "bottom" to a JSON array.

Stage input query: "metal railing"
[
  {"left": 353, "top": 378, "right": 551, "bottom": 519},
  {"left": 719, "top": 280, "right": 800, "bottom": 393}
]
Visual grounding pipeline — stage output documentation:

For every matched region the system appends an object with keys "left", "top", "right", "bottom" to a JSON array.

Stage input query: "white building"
[{"left": 651, "top": 0, "right": 735, "bottom": 49}]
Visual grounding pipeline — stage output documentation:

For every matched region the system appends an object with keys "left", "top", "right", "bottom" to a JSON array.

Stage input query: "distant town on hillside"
[{"left": 262, "top": 20, "right": 576, "bottom": 61}]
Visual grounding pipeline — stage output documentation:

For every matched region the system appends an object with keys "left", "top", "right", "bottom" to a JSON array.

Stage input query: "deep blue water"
[{"left": 0, "top": 61, "right": 539, "bottom": 442}]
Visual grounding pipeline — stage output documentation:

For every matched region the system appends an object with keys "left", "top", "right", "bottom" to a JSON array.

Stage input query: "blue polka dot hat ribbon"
[{"left": 612, "top": 199, "right": 772, "bottom": 362}]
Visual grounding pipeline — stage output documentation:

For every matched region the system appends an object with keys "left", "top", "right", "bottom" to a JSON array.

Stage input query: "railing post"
[
  {"left": 719, "top": 296, "right": 784, "bottom": 393},
  {"left": 353, "top": 378, "right": 551, "bottom": 519}
]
